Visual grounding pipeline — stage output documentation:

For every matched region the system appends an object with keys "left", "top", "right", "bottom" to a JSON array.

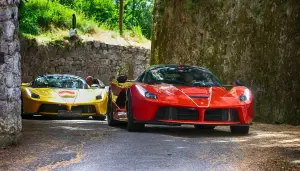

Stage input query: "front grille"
[
  {"left": 204, "top": 109, "right": 239, "bottom": 121},
  {"left": 39, "top": 104, "right": 67, "bottom": 113},
  {"left": 155, "top": 107, "right": 199, "bottom": 120},
  {"left": 71, "top": 105, "right": 96, "bottom": 113}
]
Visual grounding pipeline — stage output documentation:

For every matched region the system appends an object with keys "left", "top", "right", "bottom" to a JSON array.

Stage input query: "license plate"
[{"left": 58, "top": 110, "right": 82, "bottom": 117}]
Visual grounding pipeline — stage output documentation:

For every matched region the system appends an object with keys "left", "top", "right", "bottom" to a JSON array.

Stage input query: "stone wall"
[
  {"left": 0, "top": 0, "right": 22, "bottom": 147},
  {"left": 152, "top": 0, "right": 300, "bottom": 125},
  {"left": 21, "top": 38, "right": 150, "bottom": 85}
]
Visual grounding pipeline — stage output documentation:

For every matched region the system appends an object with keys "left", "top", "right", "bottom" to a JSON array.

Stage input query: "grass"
[
  {"left": 19, "top": 0, "right": 148, "bottom": 44},
  {"left": 20, "top": 0, "right": 99, "bottom": 35},
  {"left": 123, "top": 26, "right": 148, "bottom": 43}
]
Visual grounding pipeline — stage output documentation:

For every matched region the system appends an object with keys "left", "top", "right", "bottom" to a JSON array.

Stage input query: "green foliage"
[
  {"left": 130, "top": 26, "right": 144, "bottom": 39},
  {"left": 19, "top": 0, "right": 154, "bottom": 39},
  {"left": 19, "top": 0, "right": 99, "bottom": 35},
  {"left": 184, "top": 0, "right": 200, "bottom": 10}
]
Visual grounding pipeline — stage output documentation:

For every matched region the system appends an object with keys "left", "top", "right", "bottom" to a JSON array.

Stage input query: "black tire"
[
  {"left": 81, "top": 116, "right": 90, "bottom": 119},
  {"left": 92, "top": 115, "right": 106, "bottom": 120},
  {"left": 126, "top": 90, "right": 144, "bottom": 132},
  {"left": 230, "top": 126, "right": 249, "bottom": 134},
  {"left": 194, "top": 125, "right": 216, "bottom": 130},
  {"left": 21, "top": 95, "right": 24, "bottom": 115},
  {"left": 21, "top": 96, "right": 34, "bottom": 119},
  {"left": 107, "top": 91, "right": 119, "bottom": 126},
  {"left": 21, "top": 114, "right": 34, "bottom": 119}
]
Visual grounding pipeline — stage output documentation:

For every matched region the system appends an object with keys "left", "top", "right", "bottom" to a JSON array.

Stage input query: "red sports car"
[{"left": 107, "top": 65, "right": 253, "bottom": 134}]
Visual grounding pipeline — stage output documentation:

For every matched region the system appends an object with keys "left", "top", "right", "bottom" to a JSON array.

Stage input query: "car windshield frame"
[
  {"left": 31, "top": 75, "right": 89, "bottom": 89},
  {"left": 142, "top": 66, "right": 223, "bottom": 87}
]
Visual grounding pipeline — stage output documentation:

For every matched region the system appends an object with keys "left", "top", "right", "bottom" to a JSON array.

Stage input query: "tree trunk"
[
  {"left": 119, "top": 0, "right": 124, "bottom": 35},
  {"left": 151, "top": 0, "right": 300, "bottom": 125}
]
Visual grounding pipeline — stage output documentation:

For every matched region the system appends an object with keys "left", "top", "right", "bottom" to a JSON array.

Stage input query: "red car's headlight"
[
  {"left": 136, "top": 85, "right": 157, "bottom": 99},
  {"left": 239, "top": 89, "right": 250, "bottom": 102}
]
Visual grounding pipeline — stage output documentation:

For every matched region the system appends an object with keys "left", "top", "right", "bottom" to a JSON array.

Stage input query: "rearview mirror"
[{"left": 235, "top": 80, "right": 246, "bottom": 86}]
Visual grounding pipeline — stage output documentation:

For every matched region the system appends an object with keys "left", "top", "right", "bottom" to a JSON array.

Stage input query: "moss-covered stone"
[{"left": 152, "top": 0, "right": 300, "bottom": 125}]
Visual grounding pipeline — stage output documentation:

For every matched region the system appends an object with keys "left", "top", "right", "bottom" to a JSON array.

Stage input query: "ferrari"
[
  {"left": 107, "top": 65, "right": 253, "bottom": 134},
  {"left": 21, "top": 74, "right": 108, "bottom": 120}
]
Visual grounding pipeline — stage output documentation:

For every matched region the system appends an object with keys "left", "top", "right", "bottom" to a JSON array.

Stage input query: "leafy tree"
[{"left": 20, "top": 0, "right": 154, "bottom": 39}]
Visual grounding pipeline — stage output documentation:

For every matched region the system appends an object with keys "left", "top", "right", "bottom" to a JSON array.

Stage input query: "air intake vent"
[
  {"left": 204, "top": 109, "right": 239, "bottom": 121},
  {"left": 155, "top": 107, "right": 199, "bottom": 120},
  {"left": 39, "top": 104, "right": 67, "bottom": 113}
]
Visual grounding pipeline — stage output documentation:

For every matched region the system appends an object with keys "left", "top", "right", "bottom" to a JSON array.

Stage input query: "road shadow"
[
  {"left": 117, "top": 124, "right": 250, "bottom": 138},
  {"left": 22, "top": 115, "right": 97, "bottom": 121}
]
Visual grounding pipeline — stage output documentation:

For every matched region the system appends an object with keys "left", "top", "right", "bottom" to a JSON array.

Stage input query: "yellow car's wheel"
[
  {"left": 92, "top": 115, "right": 106, "bottom": 121},
  {"left": 21, "top": 114, "right": 34, "bottom": 119},
  {"left": 21, "top": 95, "right": 34, "bottom": 119}
]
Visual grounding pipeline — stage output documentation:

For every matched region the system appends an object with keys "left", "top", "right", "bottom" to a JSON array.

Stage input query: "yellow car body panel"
[
  {"left": 110, "top": 79, "right": 135, "bottom": 121},
  {"left": 21, "top": 84, "right": 108, "bottom": 117},
  {"left": 110, "top": 79, "right": 134, "bottom": 104}
]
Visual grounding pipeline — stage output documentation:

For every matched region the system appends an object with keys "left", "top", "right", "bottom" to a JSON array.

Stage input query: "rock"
[
  {"left": 0, "top": 0, "right": 7, "bottom": 6},
  {"left": 2, "top": 20, "right": 15, "bottom": 41},
  {"left": 0, "top": 7, "right": 11, "bottom": 21},
  {"left": 0, "top": 1, "right": 22, "bottom": 146},
  {"left": 19, "top": 39, "right": 151, "bottom": 87},
  {"left": 5, "top": 72, "right": 13, "bottom": 88},
  {"left": 94, "top": 41, "right": 100, "bottom": 48}
]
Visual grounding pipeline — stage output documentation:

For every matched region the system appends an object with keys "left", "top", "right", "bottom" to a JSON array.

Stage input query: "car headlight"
[
  {"left": 96, "top": 90, "right": 106, "bottom": 100},
  {"left": 26, "top": 88, "right": 40, "bottom": 99},
  {"left": 136, "top": 84, "right": 157, "bottom": 99},
  {"left": 239, "top": 89, "right": 250, "bottom": 102}
]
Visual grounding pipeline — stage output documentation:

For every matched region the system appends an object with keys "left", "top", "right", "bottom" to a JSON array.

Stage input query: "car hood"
[
  {"left": 28, "top": 88, "right": 105, "bottom": 104},
  {"left": 141, "top": 84, "right": 243, "bottom": 107}
]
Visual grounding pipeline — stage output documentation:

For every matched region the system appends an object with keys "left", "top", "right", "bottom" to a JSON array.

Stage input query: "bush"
[
  {"left": 19, "top": 0, "right": 97, "bottom": 35},
  {"left": 19, "top": 0, "right": 154, "bottom": 39},
  {"left": 130, "top": 26, "right": 144, "bottom": 39}
]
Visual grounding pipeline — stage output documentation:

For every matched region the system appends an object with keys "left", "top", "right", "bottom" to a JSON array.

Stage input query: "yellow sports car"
[{"left": 21, "top": 74, "right": 108, "bottom": 120}]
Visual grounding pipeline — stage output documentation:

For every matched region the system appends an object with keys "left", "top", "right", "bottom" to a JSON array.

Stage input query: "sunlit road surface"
[{"left": 1, "top": 118, "right": 300, "bottom": 171}]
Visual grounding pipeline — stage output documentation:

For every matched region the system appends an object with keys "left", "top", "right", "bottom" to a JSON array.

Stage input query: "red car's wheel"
[
  {"left": 126, "top": 90, "right": 144, "bottom": 132},
  {"left": 230, "top": 126, "right": 249, "bottom": 134},
  {"left": 107, "top": 92, "right": 119, "bottom": 126}
]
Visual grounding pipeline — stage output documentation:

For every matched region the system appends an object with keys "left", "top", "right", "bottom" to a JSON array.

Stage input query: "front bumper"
[
  {"left": 131, "top": 95, "right": 253, "bottom": 126},
  {"left": 23, "top": 98, "right": 108, "bottom": 117}
]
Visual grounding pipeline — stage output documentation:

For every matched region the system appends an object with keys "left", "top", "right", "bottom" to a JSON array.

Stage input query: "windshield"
[
  {"left": 32, "top": 75, "right": 88, "bottom": 89},
  {"left": 143, "top": 66, "right": 222, "bottom": 87}
]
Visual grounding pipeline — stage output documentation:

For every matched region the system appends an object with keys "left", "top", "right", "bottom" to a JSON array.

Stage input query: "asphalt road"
[{"left": 1, "top": 117, "right": 300, "bottom": 171}]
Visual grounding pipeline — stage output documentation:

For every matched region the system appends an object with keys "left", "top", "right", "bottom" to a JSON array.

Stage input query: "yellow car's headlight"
[
  {"left": 26, "top": 88, "right": 40, "bottom": 99},
  {"left": 96, "top": 91, "right": 106, "bottom": 100}
]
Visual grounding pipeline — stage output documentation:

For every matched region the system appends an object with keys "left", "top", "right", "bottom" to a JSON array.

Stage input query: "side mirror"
[
  {"left": 21, "top": 83, "right": 30, "bottom": 87},
  {"left": 117, "top": 75, "right": 128, "bottom": 83},
  {"left": 235, "top": 80, "right": 246, "bottom": 86}
]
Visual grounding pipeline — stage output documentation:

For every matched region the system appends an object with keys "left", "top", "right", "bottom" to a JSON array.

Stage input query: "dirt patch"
[{"left": 233, "top": 123, "right": 300, "bottom": 170}]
